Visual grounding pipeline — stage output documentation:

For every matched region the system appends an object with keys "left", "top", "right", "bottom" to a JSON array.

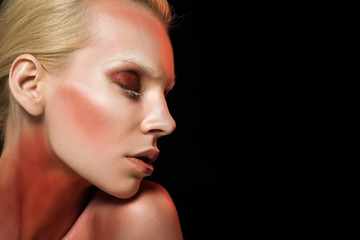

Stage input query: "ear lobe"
[{"left": 9, "top": 54, "right": 45, "bottom": 116}]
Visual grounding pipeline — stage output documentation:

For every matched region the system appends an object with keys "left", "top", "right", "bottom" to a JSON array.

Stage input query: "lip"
[
  {"left": 132, "top": 149, "right": 160, "bottom": 164},
  {"left": 127, "top": 149, "right": 160, "bottom": 176}
]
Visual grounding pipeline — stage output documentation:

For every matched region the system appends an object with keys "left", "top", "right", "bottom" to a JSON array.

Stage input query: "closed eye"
[{"left": 111, "top": 71, "right": 142, "bottom": 99}]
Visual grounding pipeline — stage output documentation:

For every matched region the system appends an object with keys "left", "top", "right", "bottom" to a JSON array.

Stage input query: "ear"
[{"left": 8, "top": 54, "right": 46, "bottom": 116}]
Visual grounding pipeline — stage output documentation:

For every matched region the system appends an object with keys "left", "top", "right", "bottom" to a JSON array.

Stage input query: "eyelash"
[
  {"left": 121, "top": 85, "right": 173, "bottom": 100},
  {"left": 118, "top": 83, "right": 142, "bottom": 99}
]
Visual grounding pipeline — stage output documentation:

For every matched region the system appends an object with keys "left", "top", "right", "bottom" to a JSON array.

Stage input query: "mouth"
[
  {"left": 126, "top": 149, "right": 160, "bottom": 176},
  {"left": 130, "top": 149, "right": 160, "bottom": 164}
]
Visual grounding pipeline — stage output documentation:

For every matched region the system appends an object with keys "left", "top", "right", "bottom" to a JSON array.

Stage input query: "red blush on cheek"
[{"left": 56, "top": 83, "right": 112, "bottom": 144}]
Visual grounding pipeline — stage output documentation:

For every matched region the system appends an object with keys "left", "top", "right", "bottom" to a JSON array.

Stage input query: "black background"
[
  {"left": 0, "top": 0, "right": 352, "bottom": 238},
  {"left": 153, "top": 0, "right": 352, "bottom": 239}
]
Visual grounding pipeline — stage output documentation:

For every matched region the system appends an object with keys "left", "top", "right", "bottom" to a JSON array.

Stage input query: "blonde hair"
[{"left": 0, "top": 0, "right": 173, "bottom": 145}]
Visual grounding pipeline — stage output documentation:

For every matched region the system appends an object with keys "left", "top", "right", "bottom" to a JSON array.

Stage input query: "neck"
[{"left": 0, "top": 120, "right": 94, "bottom": 239}]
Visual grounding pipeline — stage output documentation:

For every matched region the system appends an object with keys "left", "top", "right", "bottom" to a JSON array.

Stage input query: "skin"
[{"left": 0, "top": 0, "right": 182, "bottom": 239}]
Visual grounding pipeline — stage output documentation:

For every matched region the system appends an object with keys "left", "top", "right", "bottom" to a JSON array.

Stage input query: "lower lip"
[{"left": 128, "top": 157, "right": 154, "bottom": 176}]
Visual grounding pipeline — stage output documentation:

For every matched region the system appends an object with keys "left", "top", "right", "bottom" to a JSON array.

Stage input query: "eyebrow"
[{"left": 122, "top": 57, "right": 161, "bottom": 79}]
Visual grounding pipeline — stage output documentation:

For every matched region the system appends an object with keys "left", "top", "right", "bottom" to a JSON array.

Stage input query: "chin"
[{"left": 104, "top": 178, "right": 142, "bottom": 199}]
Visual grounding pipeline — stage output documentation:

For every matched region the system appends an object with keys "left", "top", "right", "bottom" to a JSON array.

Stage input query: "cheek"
[
  {"left": 62, "top": 85, "right": 111, "bottom": 143},
  {"left": 65, "top": 86, "right": 109, "bottom": 140},
  {"left": 48, "top": 83, "right": 121, "bottom": 155}
]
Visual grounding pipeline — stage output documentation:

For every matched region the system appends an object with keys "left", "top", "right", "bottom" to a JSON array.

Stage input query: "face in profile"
[{"left": 43, "top": 2, "right": 176, "bottom": 198}]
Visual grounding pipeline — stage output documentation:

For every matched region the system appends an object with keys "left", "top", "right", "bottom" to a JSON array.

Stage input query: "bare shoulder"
[{"left": 89, "top": 181, "right": 183, "bottom": 240}]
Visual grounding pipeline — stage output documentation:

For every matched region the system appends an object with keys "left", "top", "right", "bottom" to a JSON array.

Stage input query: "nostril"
[{"left": 147, "top": 129, "right": 163, "bottom": 134}]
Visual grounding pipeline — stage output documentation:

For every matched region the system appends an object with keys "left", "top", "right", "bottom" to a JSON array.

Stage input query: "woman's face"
[{"left": 44, "top": 1, "right": 176, "bottom": 198}]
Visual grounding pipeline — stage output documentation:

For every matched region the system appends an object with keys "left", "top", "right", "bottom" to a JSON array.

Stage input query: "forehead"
[{"left": 84, "top": 0, "right": 175, "bottom": 82}]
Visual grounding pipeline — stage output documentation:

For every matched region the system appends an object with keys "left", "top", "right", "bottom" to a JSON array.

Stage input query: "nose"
[{"left": 140, "top": 94, "right": 176, "bottom": 137}]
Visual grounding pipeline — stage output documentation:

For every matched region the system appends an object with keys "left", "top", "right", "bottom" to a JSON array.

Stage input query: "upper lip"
[{"left": 129, "top": 149, "right": 160, "bottom": 164}]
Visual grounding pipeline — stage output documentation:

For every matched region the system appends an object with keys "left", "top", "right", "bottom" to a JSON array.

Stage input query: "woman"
[{"left": 0, "top": 0, "right": 183, "bottom": 239}]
